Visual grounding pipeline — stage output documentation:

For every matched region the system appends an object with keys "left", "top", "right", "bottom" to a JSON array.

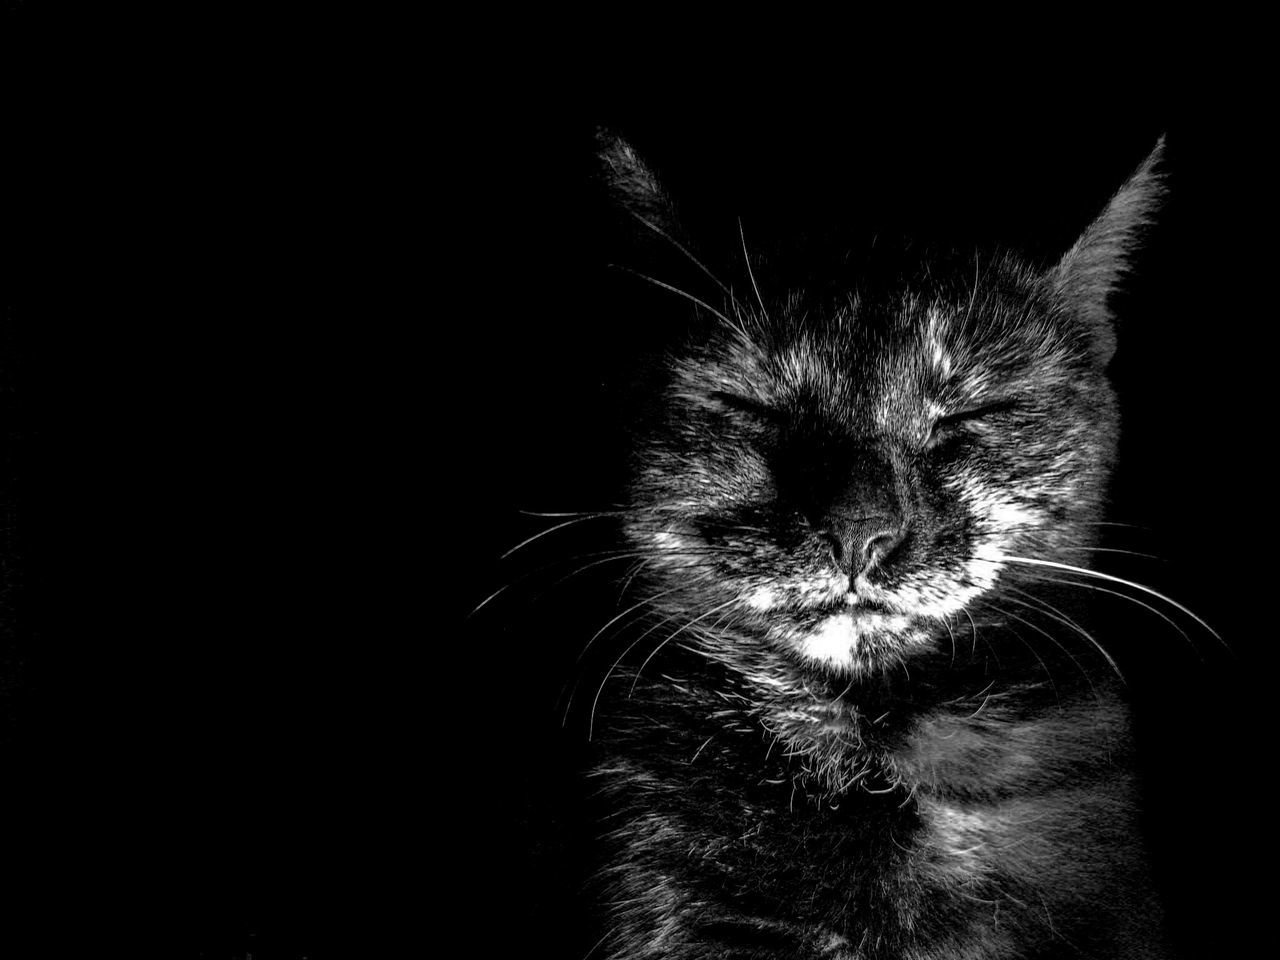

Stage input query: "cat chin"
[{"left": 787, "top": 611, "right": 930, "bottom": 673}]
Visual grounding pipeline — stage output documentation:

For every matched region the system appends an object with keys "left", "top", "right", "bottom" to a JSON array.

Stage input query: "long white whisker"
[
  {"left": 1022, "top": 543, "right": 1165, "bottom": 562},
  {"left": 993, "top": 556, "right": 1222, "bottom": 644},
  {"left": 972, "top": 600, "right": 1068, "bottom": 694},
  {"left": 738, "top": 218, "right": 770, "bottom": 326},
  {"left": 472, "top": 549, "right": 728, "bottom": 619},
  {"left": 1012, "top": 573, "right": 1199, "bottom": 657},
  {"left": 627, "top": 210, "right": 743, "bottom": 310},
  {"left": 587, "top": 606, "right": 691, "bottom": 740},
  {"left": 995, "top": 592, "right": 1118, "bottom": 686},
  {"left": 611, "top": 265, "right": 752, "bottom": 342},
  {"left": 541, "top": 551, "right": 724, "bottom": 593},
  {"left": 963, "top": 606, "right": 980, "bottom": 659},
  {"left": 560, "top": 574, "right": 713, "bottom": 728},
  {"left": 467, "top": 584, "right": 511, "bottom": 620},
  {"left": 580, "top": 575, "right": 712, "bottom": 667},
  {"left": 517, "top": 508, "right": 634, "bottom": 518},
  {"left": 964, "top": 250, "right": 981, "bottom": 325},
  {"left": 471, "top": 553, "right": 643, "bottom": 620},
  {"left": 501, "top": 515, "right": 600, "bottom": 559},
  {"left": 944, "top": 615, "right": 958, "bottom": 667},
  {"left": 630, "top": 597, "right": 740, "bottom": 696}
]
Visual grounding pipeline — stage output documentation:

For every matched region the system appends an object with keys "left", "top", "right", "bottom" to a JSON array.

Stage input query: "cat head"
[{"left": 602, "top": 135, "right": 1164, "bottom": 679}]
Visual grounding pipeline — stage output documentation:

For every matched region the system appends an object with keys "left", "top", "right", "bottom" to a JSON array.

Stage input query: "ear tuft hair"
[{"left": 1050, "top": 137, "right": 1166, "bottom": 364}]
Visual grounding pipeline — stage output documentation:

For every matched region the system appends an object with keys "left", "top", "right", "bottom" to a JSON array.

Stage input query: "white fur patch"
[
  {"left": 925, "top": 307, "right": 954, "bottom": 379},
  {"left": 645, "top": 528, "right": 711, "bottom": 572},
  {"left": 799, "top": 614, "right": 858, "bottom": 666},
  {"left": 796, "top": 611, "right": 914, "bottom": 668}
]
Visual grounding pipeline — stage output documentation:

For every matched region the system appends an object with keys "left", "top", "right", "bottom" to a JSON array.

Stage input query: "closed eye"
[
  {"left": 709, "top": 391, "right": 783, "bottom": 423},
  {"left": 928, "top": 398, "right": 1020, "bottom": 448},
  {"left": 933, "top": 398, "right": 1019, "bottom": 430}
]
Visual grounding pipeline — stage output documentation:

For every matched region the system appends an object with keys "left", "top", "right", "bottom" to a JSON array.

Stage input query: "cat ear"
[
  {"left": 1048, "top": 138, "right": 1166, "bottom": 365},
  {"left": 596, "top": 130, "right": 682, "bottom": 239}
]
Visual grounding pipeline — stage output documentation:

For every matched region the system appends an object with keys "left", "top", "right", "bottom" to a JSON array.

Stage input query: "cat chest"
[
  {"left": 603, "top": 778, "right": 1038, "bottom": 956},
  {"left": 685, "top": 788, "right": 1029, "bottom": 893}
]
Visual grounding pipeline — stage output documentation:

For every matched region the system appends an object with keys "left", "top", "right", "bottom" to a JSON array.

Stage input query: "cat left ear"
[
  {"left": 596, "top": 130, "right": 684, "bottom": 240},
  {"left": 1048, "top": 138, "right": 1166, "bottom": 365}
]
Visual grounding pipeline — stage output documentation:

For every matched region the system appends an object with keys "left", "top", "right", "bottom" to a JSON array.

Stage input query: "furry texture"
[{"left": 583, "top": 136, "right": 1170, "bottom": 959}]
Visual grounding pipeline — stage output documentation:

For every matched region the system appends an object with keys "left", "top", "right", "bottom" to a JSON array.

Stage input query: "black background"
[{"left": 6, "top": 9, "right": 1273, "bottom": 957}]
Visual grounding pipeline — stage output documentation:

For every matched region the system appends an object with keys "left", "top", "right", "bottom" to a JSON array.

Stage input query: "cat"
[{"left": 501, "top": 132, "right": 1204, "bottom": 959}]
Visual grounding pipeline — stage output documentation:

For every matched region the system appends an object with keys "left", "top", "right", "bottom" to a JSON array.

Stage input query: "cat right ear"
[{"left": 1048, "top": 138, "right": 1166, "bottom": 366}]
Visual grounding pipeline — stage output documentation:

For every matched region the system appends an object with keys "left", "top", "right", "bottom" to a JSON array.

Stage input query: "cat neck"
[{"left": 598, "top": 640, "right": 1125, "bottom": 802}]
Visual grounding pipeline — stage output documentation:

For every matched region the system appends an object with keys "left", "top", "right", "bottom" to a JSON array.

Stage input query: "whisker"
[
  {"left": 1023, "top": 543, "right": 1165, "bottom": 562},
  {"left": 993, "top": 555, "right": 1223, "bottom": 646},
  {"left": 626, "top": 210, "right": 744, "bottom": 312},
  {"left": 629, "top": 597, "right": 740, "bottom": 696},
  {"left": 1010, "top": 573, "right": 1199, "bottom": 658},
  {"left": 581, "top": 575, "right": 713, "bottom": 668},
  {"left": 972, "top": 600, "right": 1067, "bottom": 695},
  {"left": 963, "top": 606, "right": 980, "bottom": 659},
  {"left": 965, "top": 250, "right": 981, "bottom": 325},
  {"left": 542, "top": 550, "right": 727, "bottom": 589},
  {"left": 560, "top": 574, "right": 714, "bottom": 727},
  {"left": 580, "top": 924, "right": 619, "bottom": 960},
  {"left": 469, "top": 548, "right": 732, "bottom": 619},
  {"left": 469, "top": 553, "right": 641, "bottom": 620},
  {"left": 467, "top": 583, "right": 511, "bottom": 621},
  {"left": 738, "top": 218, "right": 771, "bottom": 327},
  {"left": 994, "top": 592, "right": 1118, "bottom": 686},
  {"left": 517, "top": 508, "right": 634, "bottom": 518},
  {"left": 615, "top": 558, "right": 651, "bottom": 603},
  {"left": 501, "top": 515, "right": 604, "bottom": 559},
  {"left": 587, "top": 606, "right": 693, "bottom": 740},
  {"left": 1003, "top": 585, "right": 1093, "bottom": 643},
  {"left": 611, "top": 265, "right": 753, "bottom": 343}
]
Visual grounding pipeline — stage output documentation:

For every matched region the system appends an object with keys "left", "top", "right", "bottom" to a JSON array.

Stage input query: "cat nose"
[
  {"left": 823, "top": 515, "right": 905, "bottom": 577},
  {"left": 807, "top": 447, "right": 910, "bottom": 577}
]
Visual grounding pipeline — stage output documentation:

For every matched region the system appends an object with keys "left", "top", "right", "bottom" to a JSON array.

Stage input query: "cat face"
[
  {"left": 605, "top": 135, "right": 1162, "bottom": 678},
  {"left": 625, "top": 269, "right": 1117, "bottom": 675}
]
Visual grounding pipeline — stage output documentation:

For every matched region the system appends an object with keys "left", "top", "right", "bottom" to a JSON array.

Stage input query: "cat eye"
[
  {"left": 935, "top": 398, "right": 1019, "bottom": 428},
  {"left": 709, "top": 391, "right": 782, "bottom": 423},
  {"left": 927, "top": 398, "right": 1019, "bottom": 448}
]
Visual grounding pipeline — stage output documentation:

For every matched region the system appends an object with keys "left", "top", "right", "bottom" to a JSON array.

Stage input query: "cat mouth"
[
  {"left": 748, "top": 583, "right": 911, "bottom": 621},
  {"left": 843, "top": 596, "right": 894, "bottom": 614},
  {"left": 809, "top": 593, "right": 898, "bottom": 618}
]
